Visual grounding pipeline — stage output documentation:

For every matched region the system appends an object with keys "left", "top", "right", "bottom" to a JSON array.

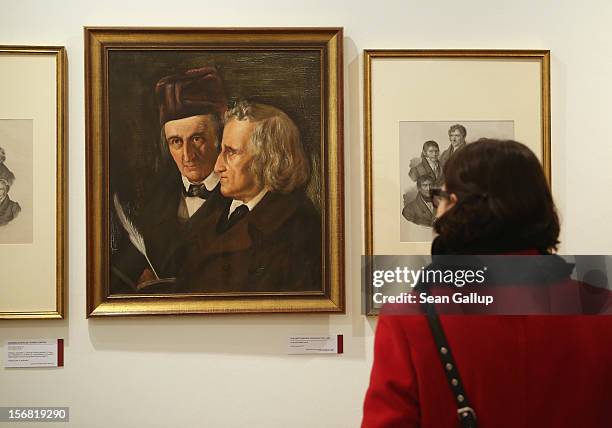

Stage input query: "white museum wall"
[{"left": 1, "top": 0, "right": 612, "bottom": 426}]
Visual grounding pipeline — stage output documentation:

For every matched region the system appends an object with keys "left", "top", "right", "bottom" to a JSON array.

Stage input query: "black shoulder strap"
[{"left": 419, "top": 285, "right": 478, "bottom": 428}]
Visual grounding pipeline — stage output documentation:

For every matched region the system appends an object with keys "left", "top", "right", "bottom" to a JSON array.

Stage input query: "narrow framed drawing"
[
  {"left": 0, "top": 46, "right": 67, "bottom": 319},
  {"left": 364, "top": 50, "right": 550, "bottom": 314},
  {"left": 86, "top": 28, "right": 344, "bottom": 316}
]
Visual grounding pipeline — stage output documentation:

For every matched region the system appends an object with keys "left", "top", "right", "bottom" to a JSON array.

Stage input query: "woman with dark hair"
[
  {"left": 433, "top": 139, "right": 559, "bottom": 254},
  {"left": 362, "top": 139, "right": 612, "bottom": 428}
]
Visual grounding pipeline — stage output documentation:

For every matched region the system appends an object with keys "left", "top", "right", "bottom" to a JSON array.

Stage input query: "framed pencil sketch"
[
  {"left": 0, "top": 46, "right": 67, "bottom": 319},
  {"left": 363, "top": 49, "right": 550, "bottom": 315},
  {"left": 85, "top": 28, "right": 344, "bottom": 316}
]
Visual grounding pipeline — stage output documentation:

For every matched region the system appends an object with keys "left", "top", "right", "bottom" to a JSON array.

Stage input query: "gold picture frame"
[
  {"left": 0, "top": 46, "right": 67, "bottom": 319},
  {"left": 85, "top": 27, "right": 344, "bottom": 316},
  {"left": 364, "top": 49, "right": 551, "bottom": 315}
]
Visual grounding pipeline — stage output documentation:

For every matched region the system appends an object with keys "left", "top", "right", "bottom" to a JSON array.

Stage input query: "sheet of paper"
[
  {"left": 288, "top": 335, "right": 343, "bottom": 354},
  {"left": 5, "top": 339, "right": 63, "bottom": 368}
]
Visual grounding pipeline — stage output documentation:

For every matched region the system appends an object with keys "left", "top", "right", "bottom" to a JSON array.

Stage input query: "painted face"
[
  {"left": 164, "top": 114, "right": 219, "bottom": 183},
  {"left": 214, "top": 118, "right": 264, "bottom": 202},
  {"left": 449, "top": 129, "right": 465, "bottom": 147},
  {"left": 425, "top": 146, "right": 439, "bottom": 161}
]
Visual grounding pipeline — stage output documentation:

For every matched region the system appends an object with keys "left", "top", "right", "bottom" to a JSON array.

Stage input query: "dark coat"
[
  {"left": 402, "top": 193, "right": 436, "bottom": 227},
  {"left": 439, "top": 141, "right": 466, "bottom": 170},
  {"left": 408, "top": 158, "right": 443, "bottom": 186},
  {"left": 363, "top": 253, "right": 612, "bottom": 428},
  {"left": 0, "top": 195, "right": 20, "bottom": 226},
  {"left": 0, "top": 163, "right": 15, "bottom": 186},
  {"left": 177, "top": 191, "right": 322, "bottom": 293},
  {"left": 110, "top": 174, "right": 227, "bottom": 293}
]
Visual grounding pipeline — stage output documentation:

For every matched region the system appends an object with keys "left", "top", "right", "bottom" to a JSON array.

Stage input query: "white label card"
[
  {"left": 288, "top": 335, "right": 343, "bottom": 354},
  {"left": 4, "top": 340, "right": 63, "bottom": 368}
]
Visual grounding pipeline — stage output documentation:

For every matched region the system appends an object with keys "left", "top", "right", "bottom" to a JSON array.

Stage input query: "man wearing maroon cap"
[{"left": 111, "top": 67, "right": 229, "bottom": 292}]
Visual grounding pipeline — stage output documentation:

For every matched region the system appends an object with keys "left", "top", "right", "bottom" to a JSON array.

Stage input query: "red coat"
[{"left": 363, "top": 304, "right": 612, "bottom": 427}]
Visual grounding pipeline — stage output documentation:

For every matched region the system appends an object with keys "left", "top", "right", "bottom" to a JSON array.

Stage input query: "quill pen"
[{"left": 113, "top": 194, "right": 160, "bottom": 279}]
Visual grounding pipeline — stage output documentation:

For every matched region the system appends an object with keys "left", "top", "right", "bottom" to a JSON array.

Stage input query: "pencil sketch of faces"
[
  {"left": 400, "top": 121, "right": 514, "bottom": 242},
  {"left": 403, "top": 123, "right": 468, "bottom": 228},
  {"left": 0, "top": 179, "right": 21, "bottom": 227},
  {"left": 0, "top": 147, "right": 20, "bottom": 227}
]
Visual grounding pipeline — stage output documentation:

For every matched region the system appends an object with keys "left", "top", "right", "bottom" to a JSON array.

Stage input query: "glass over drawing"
[
  {"left": 399, "top": 120, "right": 514, "bottom": 242},
  {"left": 0, "top": 119, "right": 33, "bottom": 244}
]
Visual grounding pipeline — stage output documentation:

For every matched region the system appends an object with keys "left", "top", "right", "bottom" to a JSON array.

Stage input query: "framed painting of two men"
[{"left": 85, "top": 28, "right": 344, "bottom": 316}]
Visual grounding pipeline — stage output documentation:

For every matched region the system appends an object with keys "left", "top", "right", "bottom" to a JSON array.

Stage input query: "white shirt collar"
[
  {"left": 425, "top": 158, "right": 439, "bottom": 171},
  {"left": 181, "top": 171, "right": 220, "bottom": 193},
  {"left": 228, "top": 188, "right": 268, "bottom": 217}
]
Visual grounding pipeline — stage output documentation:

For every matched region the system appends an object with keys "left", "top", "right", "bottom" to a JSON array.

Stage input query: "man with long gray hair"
[{"left": 178, "top": 100, "right": 321, "bottom": 293}]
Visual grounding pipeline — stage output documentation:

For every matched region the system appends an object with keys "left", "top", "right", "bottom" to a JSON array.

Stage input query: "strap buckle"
[{"left": 457, "top": 406, "right": 477, "bottom": 421}]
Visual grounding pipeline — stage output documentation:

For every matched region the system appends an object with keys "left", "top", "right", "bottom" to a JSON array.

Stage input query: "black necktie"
[
  {"left": 184, "top": 183, "right": 212, "bottom": 199},
  {"left": 217, "top": 204, "right": 249, "bottom": 234}
]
